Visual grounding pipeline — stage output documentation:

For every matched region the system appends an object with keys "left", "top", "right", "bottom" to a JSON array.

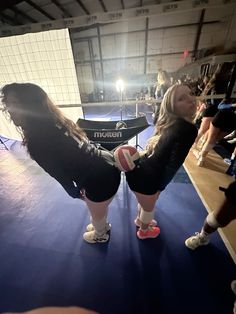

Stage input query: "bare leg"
[
  {"left": 83, "top": 196, "right": 114, "bottom": 243},
  {"left": 193, "top": 117, "right": 212, "bottom": 150},
  {"left": 199, "top": 196, "right": 236, "bottom": 235},
  {"left": 132, "top": 191, "right": 161, "bottom": 239},
  {"left": 185, "top": 197, "right": 236, "bottom": 249},
  {"left": 134, "top": 191, "right": 160, "bottom": 230},
  {"left": 197, "top": 123, "right": 227, "bottom": 166},
  {"left": 84, "top": 196, "right": 113, "bottom": 222},
  {"left": 198, "top": 129, "right": 209, "bottom": 149}
]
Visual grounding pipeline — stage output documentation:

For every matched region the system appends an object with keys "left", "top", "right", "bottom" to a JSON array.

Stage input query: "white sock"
[
  {"left": 231, "top": 153, "right": 235, "bottom": 160},
  {"left": 200, "top": 229, "right": 209, "bottom": 238},
  {"left": 91, "top": 216, "right": 107, "bottom": 234},
  {"left": 140, "top": 208, "right": 155, "bottom": 226}
]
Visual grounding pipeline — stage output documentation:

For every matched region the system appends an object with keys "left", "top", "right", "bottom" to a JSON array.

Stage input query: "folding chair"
[{"left": 77, "top": 116, "right": 150, "bottom": 152}]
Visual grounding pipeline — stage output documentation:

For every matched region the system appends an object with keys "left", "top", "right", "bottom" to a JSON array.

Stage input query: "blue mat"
[{"left": 0, "top": 139, "right": 235, "bottom": 314}]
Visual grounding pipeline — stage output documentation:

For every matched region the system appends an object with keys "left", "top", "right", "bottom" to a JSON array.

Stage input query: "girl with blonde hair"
[{"left": 125, "top": 84, "right": 198, "bottom": 239}]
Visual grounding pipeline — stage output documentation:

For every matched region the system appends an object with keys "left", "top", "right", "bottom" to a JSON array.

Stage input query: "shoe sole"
[
  {"left": 185, "top": 239, "right": 209, "bottom": 250},
  {"left": 185, "top": 239, "right": 198, "bottom": 250},
  {"left": 83, "top": 234, "right": 110, "bottom": 244},
  {"left": 137, "top": 230, "right": 160, "bottom": 240},
  {"left": 86, "top": 223, "right": 111, "bottom": 232}
]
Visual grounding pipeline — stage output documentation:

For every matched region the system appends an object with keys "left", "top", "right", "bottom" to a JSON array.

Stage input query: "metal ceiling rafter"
[
  {"left": 9, "top": 6, "right": 37, "bottom": 23},
  {"left": 120, "top": 0, "right": 125, "bottom": 10},
  {"left": 98, "top": 0, "right": 107, "bottom": 12},
  {"left": 192, "top": 9, "right": 205, "bottom": 60},
  {"left": 75, "top": 0, "right": 90, "bottom": 15},
  {"left": 1, "top": 0, "right": 235, "bottom": 38},
  {"left": 70, "top": 22, "right": 115, "bottom": 33},
  {"left": 0, "top": 12, "right": 22, "bottom": 25},
  {"left": 73, "top": 19, "right": 220, "bottom": 40},
  {"left": 0, "top": 1, "right": 22, "bottom": 12},
  {"left": 25, "top": 0, "right": 55, "bottom": 20},
  {"left": 50, "top": 0, "right": 72, "bottom": 18}
]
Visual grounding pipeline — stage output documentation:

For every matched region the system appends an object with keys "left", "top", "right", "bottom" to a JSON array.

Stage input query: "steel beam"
[
  {"left": 75, "top": 0, "right": 90, "bottom": 15},
  {"left": 9, "top": 6, "right": 37, "bottom": 23},
  {"left": 0, "top": 0, "right": 235, "bottom": 38},
  {"left": 25, "top": 0, "right": 55, "bottom": 20},
  {"left": 51, "top": 0, "right": 72, "bottom": 18},
  {"left": 192, "top": 9, "right": 205, "bottom": 60}
]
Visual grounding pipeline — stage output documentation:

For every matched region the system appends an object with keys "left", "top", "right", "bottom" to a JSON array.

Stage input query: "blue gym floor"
[{"left": 0, "top": 107, "right": 235, "bottom": 314}]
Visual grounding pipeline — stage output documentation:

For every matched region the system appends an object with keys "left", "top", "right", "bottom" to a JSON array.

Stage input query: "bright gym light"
[{"left": 115, "top": 78, "right": 125, "bottom": 93}]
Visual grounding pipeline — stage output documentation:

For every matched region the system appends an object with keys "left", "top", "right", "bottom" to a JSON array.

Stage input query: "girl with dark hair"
[{"left": 1, "top": 83, "right": 121, "bottom": 244}]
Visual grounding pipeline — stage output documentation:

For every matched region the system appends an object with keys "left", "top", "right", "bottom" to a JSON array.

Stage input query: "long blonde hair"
[
  {"left": 157, "top": 70, "right": 168, "bottom": 86},
  {"left": 146, "top": 84, "right": 188, "bottom": 154}
]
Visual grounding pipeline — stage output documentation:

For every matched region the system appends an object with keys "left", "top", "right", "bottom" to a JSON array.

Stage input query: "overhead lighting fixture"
[{"left": 115, "top": 78, "right": 125, "bottom": 93}]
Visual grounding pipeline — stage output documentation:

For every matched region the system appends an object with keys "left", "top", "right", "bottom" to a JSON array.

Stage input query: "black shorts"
[
  {"left": 212, "top": 110, "right": 236, "bottom": 133},
  {"left": 202, "top": 104, "right": 219, "bottom": 118},
  {"left": 125, "top": 166, "right": 160, "bottom": 195},
  {"left": 225, "top": 181, "right": 236, "bottom": 205},
  {"left": 83, "top": 152, "right": 121, "bottom": 202}
]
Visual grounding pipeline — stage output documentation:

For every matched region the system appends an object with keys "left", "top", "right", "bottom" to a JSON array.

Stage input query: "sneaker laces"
[
  {"left": 139, "top": 225, "right": 154, "bottom": 234},
  {"left": 191, "top": 232, "right": 202, "bottom": 244},
  {"left": 147, "top": 225, "right": 155, "bottom": 231},
  {"left": 194, "top": 232, "right": 207, "bottom": 243}
]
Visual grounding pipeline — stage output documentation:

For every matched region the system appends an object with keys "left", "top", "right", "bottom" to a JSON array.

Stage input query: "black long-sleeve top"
[
  {"left": 126, "top": 118, "right": 197, "bottom": 194},
  {"left": 27, "top": 124, "right": 117, "bottom": 199}
]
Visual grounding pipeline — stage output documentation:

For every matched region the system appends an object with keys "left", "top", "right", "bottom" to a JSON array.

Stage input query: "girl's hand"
[{"left": 79, "top": 189, "right": 86, "bottom": 201}]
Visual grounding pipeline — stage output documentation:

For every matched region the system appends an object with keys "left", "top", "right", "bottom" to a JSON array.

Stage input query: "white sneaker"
[
  {"left": 86, "top": 222, "right": 111, "bottom": 232},
  {"left": 228, "top": 138, "right": 236, "bottom": 144},
  {"left": 83, "top": 230, "right": 109, "bottom": 244},
  {"left": 224, "top": 158, "right": 232, "bottom": 165},
  {"left": 185, "top": 232, "right": 210, "bottom": 250},
  {"left": 224, "top": 130, "right": 236, "bottom": 140}
]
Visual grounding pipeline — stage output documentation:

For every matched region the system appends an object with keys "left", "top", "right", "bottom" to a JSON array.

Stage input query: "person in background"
[
  {"left": 153, "top": 70, "right": 170, "bottom": 124},
  {"left": 195, "top": 101, "right": 236, "bottom": 166},
  {"left": 224, "top": 130, "right": 236, "bottom": 145},
  {"left": 185, "top": 180, "right": 236, "bottom": 249},
  {"left": 225, "top": 145, "right": 236, "bottom": 178},
  {"left": 192, "top": 66, "right": 222, "bottom": 156},
  {"left": 125, "top": 84, "right": 197, "bottom": 239},
  {"left": 1, "top": 83, "right": 121, "bottom": 244},
  {"left": 155, "top": 69, "right": 169, "bottom": 99},
  {"left": 185, "top": 179, "right": 236, "bottom": 313}
]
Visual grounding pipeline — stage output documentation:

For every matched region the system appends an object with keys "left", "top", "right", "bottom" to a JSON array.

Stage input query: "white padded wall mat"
[{"left": 0, "top": 28, "right": 83, "bottom": 140}]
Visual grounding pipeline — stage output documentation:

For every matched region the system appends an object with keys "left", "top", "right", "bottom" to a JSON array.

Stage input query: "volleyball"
[
  {"left": 114, "top": 145, "right": 140, "bottom": 172},
  {"left": 115, "top": 121, "right": 127, "bottom": 130}
]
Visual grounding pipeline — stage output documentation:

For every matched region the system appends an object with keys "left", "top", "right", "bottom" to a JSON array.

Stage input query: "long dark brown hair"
[{"left": 1, "top": 83, "right": 87, "bottom": 146}]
